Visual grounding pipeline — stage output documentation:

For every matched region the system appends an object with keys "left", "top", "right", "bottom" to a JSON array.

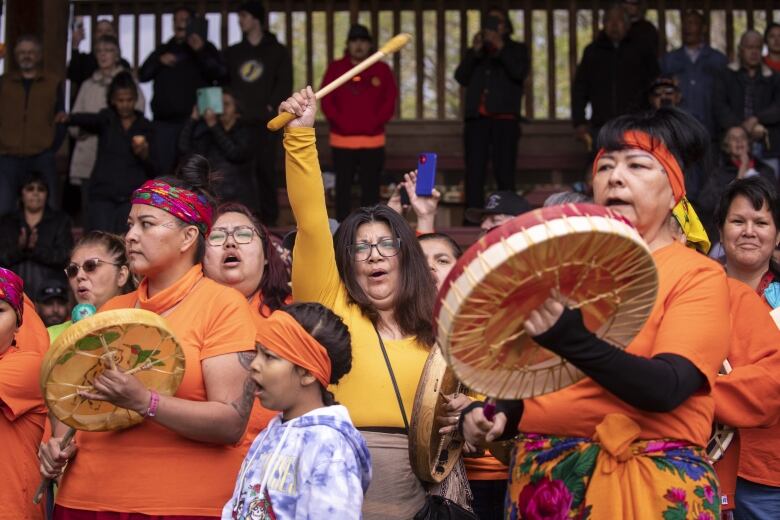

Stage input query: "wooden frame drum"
[
  {"left": 435, "top": 204, "right": 658, "bottom": 400},
  {"left": 409, "top": 345, "right": 464, "bottom": 483},
  {"left": 41, "top": 309, "right": 185, "bottom": 431}
]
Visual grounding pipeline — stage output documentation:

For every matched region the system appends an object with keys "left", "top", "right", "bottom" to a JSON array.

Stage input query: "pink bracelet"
[{"left": 146, "top": 390, "right": 160, "bottom": 417}]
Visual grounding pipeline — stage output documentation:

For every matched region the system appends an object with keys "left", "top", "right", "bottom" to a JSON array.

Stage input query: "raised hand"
[{"left": 278, "top": 86, "right": 318, "bottom": 128}]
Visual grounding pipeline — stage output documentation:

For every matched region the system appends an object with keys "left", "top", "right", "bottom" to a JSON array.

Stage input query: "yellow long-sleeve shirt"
[{"left": 284, "top": 126, "right": 429, "bottom": 428}]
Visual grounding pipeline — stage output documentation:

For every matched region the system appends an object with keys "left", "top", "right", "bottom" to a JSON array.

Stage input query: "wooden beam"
[
  {"left": 220, "top": 0, "right": 229, "bottom": 50},
  {"left": 436, "top": 0, "right": 445, "bottom": 119},
  {"left": 325, "top": 0, "right": 334, "bottom": 63},
  {"left": 393, "top": 0, "right": 401, "bottom": 119},
  {"left": 568, "top": 0, "right": 577, "bottom": 85},
  {"left": 133, "top": 3, "right": 140, "bottom": 69},
  {"left": 415, "top": 0, "right": 424, "bottom": 119},
  {"left": 524, "top": 0, "right": 533, "bottom": 118},
  {"left": 459, "top": 0, "right": 467, "bottom": 120},
  {"left": 546, "top": 1, "right": 555, "bottom": 119},
  {"left": 658, "top": 0, "right": 667, "bottom": 54},
  {"left": 725, "top": 0, "right": 734, "bottom": 61},
  {"left": 305, "top": 0, "right": 313, "bottom": 87}
]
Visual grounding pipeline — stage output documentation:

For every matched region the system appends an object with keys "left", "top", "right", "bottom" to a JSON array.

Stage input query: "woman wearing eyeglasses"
[
  {"left": 0, "top": 171, "right": 73, "bottom": 298},
  {"left": 38, "top": 155, "right": 258, "bottom": 519},
  {"left": 203, "top": 201, "right": 290, "bottom": 443},
  {"left": 46, "top": 231, "right": 134, "bottom": 343},
  {"left": 279, "top": 87, "right": 437, "bottom": 519}
]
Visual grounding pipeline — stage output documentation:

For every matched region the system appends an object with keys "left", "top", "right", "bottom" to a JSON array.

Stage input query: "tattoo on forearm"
[{"left": 231, "top": 376, "right": 256, "bottom": 420}]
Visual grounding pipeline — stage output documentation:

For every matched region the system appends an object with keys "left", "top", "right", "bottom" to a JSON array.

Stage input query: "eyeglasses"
[
  {"left": 348, "top": 238, "right": 401, "bottom": 262},
  {"left": 23, "top": 184, "right": 47, "bottom": 193},
  {"left": 207, "top": 226, "right": 260, "bottom": 246},
  {"left": 64, "top": 258, "right": 121, "bottom": 278}
]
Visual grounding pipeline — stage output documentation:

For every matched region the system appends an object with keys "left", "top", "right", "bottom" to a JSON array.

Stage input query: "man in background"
[
  {"left": 0, "top": 35, "right": 65, "bottom": 215},
  {"left": 224, "top": 1, "right": 292, "bottom": 225},
  {"left": 138, "top": 6, "right": 224, "bottom": 175},
  {"left": 35, "top": 278, "right": 71, "bottom": 328},
  {"left": 455, "top": 6, "right": 529, "bottom": 224},
  {"left": 321, "top": 24, "right": 397, "bottom": 221},
  {"left": 661, "top": 10, "right": 728, "bottom": 138}
]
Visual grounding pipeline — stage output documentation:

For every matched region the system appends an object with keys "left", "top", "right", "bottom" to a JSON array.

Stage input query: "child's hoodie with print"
[{"left": 222, "top": 404, "right": 372, "bottom": 520}]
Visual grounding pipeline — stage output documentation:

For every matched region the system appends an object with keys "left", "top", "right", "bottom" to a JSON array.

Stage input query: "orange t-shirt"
[
  {"left": 0, "top": 345, "right": 46, "bottom": 520},
  {"left": 519, "top": 242, "right": 730, "bottom": 447},
  {"left": 56, "top": 265, "right": 257, "bottom": 516},
  {"left": 712, "top": 278, "right": 780, "bottom": 508},
  {"left": 16, "top": 295, "right": 50, "bottom": 354},
  {"left": 715, "top": 279, "right": 780, "bottom": 488},
  {"left": 464, "top": 454, "right": 509, "bottom": 481}
]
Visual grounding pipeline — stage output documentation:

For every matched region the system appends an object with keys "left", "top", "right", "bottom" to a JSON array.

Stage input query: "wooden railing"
[{"left": 69, "top": 0, "right": 779, "bottom": 122}]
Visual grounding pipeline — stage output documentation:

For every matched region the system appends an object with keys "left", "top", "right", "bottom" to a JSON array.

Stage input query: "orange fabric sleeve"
[
  {"left": 0, "top": 348, "right": 45, "bottom": 420},
  {"left": 649, "top": 261, "right": 730, "bottom": 392},
  {"left": 714, "top": 279, "right": 780, "bottom": 428},
  {"left": 198, "top": 284, "right": 257, "bottom": 360},
  {"left": 15, "top": 295, "right": 50, "bottom": 355}
]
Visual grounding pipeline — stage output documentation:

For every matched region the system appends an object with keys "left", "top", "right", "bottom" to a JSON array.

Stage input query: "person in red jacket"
[{"left": 321, "top": 24, "right": 398, "bottom": 221}]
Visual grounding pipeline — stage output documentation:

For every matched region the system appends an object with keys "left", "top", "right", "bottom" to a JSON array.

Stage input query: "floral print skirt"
[{"left": 506, "top": 414, "right": 720, "bottom": 520}]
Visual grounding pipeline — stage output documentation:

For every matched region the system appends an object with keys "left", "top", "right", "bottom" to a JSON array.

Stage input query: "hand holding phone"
[{"left": 416, "top": 152, "right": 437, "bottom": 197}]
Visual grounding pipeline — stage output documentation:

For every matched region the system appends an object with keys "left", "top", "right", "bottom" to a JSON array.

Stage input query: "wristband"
[
  {"left": 146, "top": 390, "right": 160, "bottom": 417},
  {"left": 457, "top": 401, "right": 486, "bottom": 436}
]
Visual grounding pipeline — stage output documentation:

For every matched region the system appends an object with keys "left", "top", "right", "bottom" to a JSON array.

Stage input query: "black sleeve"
[
  {"left": 532, "top": 307, "right": 706, "bottom": 413},
  {"left": 194, "top": 42, "right": 227, "bottom": 83},
  {"left": 454, "top": 48, "right": 481, "bottom": 86},
  {"left": 67, "top": 51, "right": 90, "bottom": 84},
  {"left": 210, "top": 124, "right": 251, "bottom": 163},
  {"left": 50, "top": 82, "right": 67, "bottom": 152},
  {"left": 68, "top": 111, "right": 109, "bottom": 134},
  {"left": 496, "top": 42, "right": 529, "bottom": 84},
  {"left": 138, "top": 48, "right": 162, "bottom": 82},
  {"left": 458, "top": 399, "right": 524, "bottom": 441},
  {"left": 177, "top": 118, "right": 198, "bottom": 155}
]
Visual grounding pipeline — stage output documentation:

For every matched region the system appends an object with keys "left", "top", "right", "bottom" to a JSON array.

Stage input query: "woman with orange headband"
[
  {"left": 461, "top": 108, "right": 732, "bottom": 518},
  {"left": 38, "top": 155, "right": 259, "bottom": 519},
  {"left": 222, "top": 302, "right": 371, "bottom": 520}
]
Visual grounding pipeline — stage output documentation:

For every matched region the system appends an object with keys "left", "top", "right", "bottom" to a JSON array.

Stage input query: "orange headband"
[
  {"left": 255, "top": 311, "right": 332, "bottom": 389},
  {"left": 593, "top": 130, "right": 686, "bottom": 203}
]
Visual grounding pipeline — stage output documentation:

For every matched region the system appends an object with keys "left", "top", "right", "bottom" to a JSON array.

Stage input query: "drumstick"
[
  {"left": 32, "top": 358, "right": 165, "bottom": 504},
  {"left": 266, "top": 33, "right": 412, "bottom": 131}
]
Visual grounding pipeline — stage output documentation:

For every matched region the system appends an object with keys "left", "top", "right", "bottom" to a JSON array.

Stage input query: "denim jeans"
[{"left": 735, "top": 477, "right": 780, "bottom": 520}]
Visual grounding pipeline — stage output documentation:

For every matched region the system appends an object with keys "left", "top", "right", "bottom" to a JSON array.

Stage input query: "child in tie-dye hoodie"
[{"left": 222, "top": 303, "right": 371, "bottom": 520}]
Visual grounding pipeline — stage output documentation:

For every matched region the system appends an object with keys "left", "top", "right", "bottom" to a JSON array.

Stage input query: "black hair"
[
  {"left": 682, "top": 9, "right": 706, "bottom": 25},
  {"left": 596, "top": 107, "right": 711, "bottom": 175},
  {"left": 418, "top": 232, "right": 463, "bottom": 259},
  {"left": 715, "top": 176, "right": 780, "bottom": 277},
  {"left": 766, "top": 22, "right": 780, "bottom": 43},
  {"left": 333, "top": 204, "right": 437, "bottom": 346},
  {"left": 282, "top": 302, "right": 352, "bottom": 406},
  {"left": 159, "top": 154, "right": 218, "bottom": 263},
  {"left": 485, "top": 5, "right": 514, "bottom": 35},
  {"left": 221, "top": 87, "right": 244, "bottom": 115},
  {"left": 173, "top": 5, "right": 195, "bottom": 18},
  {"left": 18, "top": 171, "right": 48, "bottom": 195},
  {"left": 73, "top": 230, "right": 135, "bottom": 293},
  {"left": 106, "top": 70, "right": 138, "bottom": 107}
]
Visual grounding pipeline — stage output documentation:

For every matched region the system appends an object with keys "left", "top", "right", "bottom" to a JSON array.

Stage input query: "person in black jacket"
[
  {"left": 713, "top": 30, "right": 780, "bottom": 177},
  {"left": 622, "top": 0, "right": 659, "bottom": 58},
  {"left": 572, "top": 4, "right": 659, "bottom": 147},
  {"left": 58, "top": 72, "right": 157, "bottom": 234},
  {"left": 178, "top": 88, "right": 256, "bottom": 209},
  {"left": 0, "top": 171, "right": 73, "bottom": 298},
  {"left": 224, "top": 1, "right": 292, "bottom": 225},
  {"left": 699, "top": 126, "right": 779, "bottom": 242},
  {"left": 138, "top": 6, "right": 225, "bottom": 176},
  {"left": 454, "top": 6, "right": 530, "bottom": 219}
]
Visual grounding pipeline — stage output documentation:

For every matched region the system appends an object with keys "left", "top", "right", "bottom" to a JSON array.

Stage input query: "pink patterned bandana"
[
  {"left": 0, "top": 267, "right": 24, "bottom": 325},
  {"left": 131, "top": 180, "right": 214, "bottom": 235}
]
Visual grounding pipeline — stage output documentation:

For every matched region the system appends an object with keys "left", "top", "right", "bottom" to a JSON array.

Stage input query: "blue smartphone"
[{"left": 416, "top": 152, "right": 437, "bottom": 197}]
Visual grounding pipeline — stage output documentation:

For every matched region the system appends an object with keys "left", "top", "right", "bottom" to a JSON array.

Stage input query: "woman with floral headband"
[
  {"left": 461, "top": 108, "right": 731, "bottom": 519},
  {"left": 38, "top": 155, "right": 259, "bottom": 519},
  {"left": 0, "top": 267, "right": 46, "bottom": 519}
]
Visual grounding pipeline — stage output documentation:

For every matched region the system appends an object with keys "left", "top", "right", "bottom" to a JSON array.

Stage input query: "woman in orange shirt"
[
  {"left": 715, "top": 176, "right": 780, "bottom": 519},
  {"left": 38, "top": 155, "right": 258, "bottom": 519},
  {"left": 461, "top": 108, "right": 731, "bottom": 519},
  {"left": 203, "top": 201, "right": 290, "bottom": 439},
  {"left": 0, "top": 267, "right": 46, "bottom": 520}
]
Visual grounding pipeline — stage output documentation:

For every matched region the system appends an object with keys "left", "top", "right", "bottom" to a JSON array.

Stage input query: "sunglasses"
[{"left": 64, "top": 258, "right": 122, "bottom": 279}]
